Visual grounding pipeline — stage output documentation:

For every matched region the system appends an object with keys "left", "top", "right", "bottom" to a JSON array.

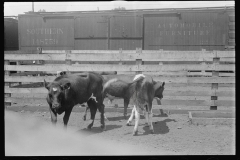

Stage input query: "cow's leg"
[
  {"left": 133, "top": 106, "right": 140, "bottom": 136},
  {"left": 123, "top": 98, "right": 130, "bottom": 119},
  {"left": 144, "top": 109, "right": 149, "bottom": 127},
  {"left": 49, "top": 107, "right": 57, "bottom": 125},
  {"left": 83, "top": 106, "right": 89, "bottom": 121},
  {"left": 63, "top": 107, "right": 73, "bottom": 129},
  {"left": 98, "top": 103, "right": 106, "bottom": 131},
  {"left": 148, "top": 111, "right": 154, "bottom": 134},
  {"left": 87, "top": 100, "right": 97, "bottom": 129},
  {"left": 148, "top": 103, "right": 154, "bottom": 134},
  {"left": 126, "top": 105, "right": 135, "bottom": 126}
]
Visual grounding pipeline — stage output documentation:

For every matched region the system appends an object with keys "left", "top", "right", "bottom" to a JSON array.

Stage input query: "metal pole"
[{"left": 32, "top": 2, "right": 34, "bottom": 12}]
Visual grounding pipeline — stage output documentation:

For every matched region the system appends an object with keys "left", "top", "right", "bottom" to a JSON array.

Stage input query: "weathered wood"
[
  {"left": 4, "top": 86, "right": 215, "bottom": 97},
  {"left": 3, "top": 97, "right": 213, "bottom": 107},
  {"left": 4, "top": 53, "right": 215, "bottom": 62},
  {"left": 4, "top": 63, "right": 235, "bottom": 72},
  {"left": 215, "top": 90, "right": 235, "bottom": 97},
  {"left": 4, "top": 75, "right": 235, "bottom": 84},
  {"left": 216, "top": 51, "right": 235, "bottom": 58}
]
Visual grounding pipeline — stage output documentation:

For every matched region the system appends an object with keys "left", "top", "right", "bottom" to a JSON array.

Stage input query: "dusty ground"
[{"left": 5, "top": 108, "right": 235, "bottom": 155}]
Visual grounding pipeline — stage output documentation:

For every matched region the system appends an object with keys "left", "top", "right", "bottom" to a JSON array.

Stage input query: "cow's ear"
[
  {"left": 44, "top": 79, "right": 50, "bottom": 90},
  {"left": 61, "top": 82, "right": 71, "bottom": 90},
  {"left": 162, "top": 82, "right": 165, "bottom": 87},
  {"left": 154, "top": 81, "right": 163, "bottom": 91}
]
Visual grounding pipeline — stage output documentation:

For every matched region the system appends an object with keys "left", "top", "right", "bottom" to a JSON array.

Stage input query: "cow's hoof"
[
  {"left": 100, "top": 124, "right": 106, "bottom": 131},
  {"left": 83, "top": 116, "right": 86, "bottom": 121},
  {"left": 126, "top": 122, "right": 131, "bottom": 126},
  {"left": 124, "top": 115, "right": 127, "bottom": 120},
  {"left": 150, "top": 129, "right": 154, "bottom": 134},
  {"left": 87, "top": 124, "right": 92, "bottom": 130},
  {"left": 145, "top": 123, "right": 149, "bottom": 127},
  {"left": 133, "top": 131, "right": 138, "bottom": 136}
]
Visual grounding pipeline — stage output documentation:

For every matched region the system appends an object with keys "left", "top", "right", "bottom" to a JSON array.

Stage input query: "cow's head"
[
  {"left": 154, "top": 81, "right": 165, "bottom": 100},
  {"left": 44, "top": 79, "right": 71, "bottom": 110}
]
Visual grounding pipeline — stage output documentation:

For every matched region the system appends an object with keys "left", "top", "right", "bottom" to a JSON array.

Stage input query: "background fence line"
[{"left": 4, "top": 49, "right": 235, "bottom": 112}]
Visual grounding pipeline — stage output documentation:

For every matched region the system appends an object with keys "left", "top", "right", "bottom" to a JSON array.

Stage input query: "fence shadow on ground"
[{"left": 141, "top": 118, "right": 176, "bottom": 136}]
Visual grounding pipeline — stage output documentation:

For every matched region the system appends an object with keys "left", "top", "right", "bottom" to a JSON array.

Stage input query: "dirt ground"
[{"left": 5, "top": 108, "right": 235, "bottom": 155}]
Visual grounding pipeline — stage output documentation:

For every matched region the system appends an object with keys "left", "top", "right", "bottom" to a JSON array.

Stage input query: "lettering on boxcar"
[
  {"left": 32, "top": 39, "right": 58, "bottom": 45},
  {"left": 27, "top": 28, "right": 62, "bottom": 45},
  {"left": 27, "top": 28, "right": 63, "bottom": 35}
]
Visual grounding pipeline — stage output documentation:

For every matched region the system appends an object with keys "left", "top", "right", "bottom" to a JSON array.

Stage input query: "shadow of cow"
[{"left": 142, "top": 119, "right": 176, "bottom": 135}]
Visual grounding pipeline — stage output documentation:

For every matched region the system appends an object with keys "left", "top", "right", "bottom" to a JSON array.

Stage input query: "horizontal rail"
[
  {"left": 4, "top": 64, "right": 235, "bottom": 72},
  {"left": 9, "top": 93, "right": 234, "bottom": 101},
  {"left": 4, "top": 51, "right": 235, "bottom": 62},
  {"left": 5, "top": 86, "right": 235, "bottom": 97},
  {"left": 4, "top": 75, "right": 236, "bottom": 84},
  {"left": 5, "top": 97, "right": 235, "bottom": 107}
]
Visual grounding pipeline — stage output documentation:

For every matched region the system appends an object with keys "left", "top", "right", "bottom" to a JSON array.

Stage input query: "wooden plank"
[
  {"left": 164, "top": 90, "right": 215, "bottom": 96},
  {"left": 214, "top": 100, "right": 235, "bottom": 107},
  {"left": 43, "top": 50, "right": 215, "bottom": 55},
  {"left": 5, "top": 97, "right": 215, "bottom": 106},
  {"left": 5, "top": 85, "right": 213, "bottom": 93},
  {"left": 5, "top": 63, "right": 235, "bottom": 72},
  {"left": 219, "top": 58, "right": 235, "bottom": 63},
  {"left": 4, "top": 75, "right": 235, "bottom": 84},
  {"left": 216, "top": 51, "right": 235, "bottom": 58},
  {"left": 215, "top": 90, "right": 235, "bottom": 97},
  {"left": 4, "top": 53, "right": 215, "bottom": 62},
  {"left": 219, "top": 73, "right": 235, "bottom": 77},
  {"left": 10, "top": 92, "right": 215, "bottom": 101},
  {"left": 4, "top": 50, "right": 38, "bottom": 54},
  {"left": 5, "top": 87, "right": 215, "bottom": 97}
]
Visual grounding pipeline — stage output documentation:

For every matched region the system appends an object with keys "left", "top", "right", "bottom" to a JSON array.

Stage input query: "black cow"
[
  {"left": 44, "top": 72, "right": 106, "bottom": 130},
  {"left": 126, "top": 75, "right": 165, "bottom": 136},
  {"left": 83, "top": 74, "right": 164, "bottom": 120}
]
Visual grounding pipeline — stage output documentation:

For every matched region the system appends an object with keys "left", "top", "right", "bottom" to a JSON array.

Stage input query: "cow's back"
[
  {"left": 134, "top": 76, "right": 155, "bottom": 105},
  {"left": 53, "top": 72, "right": 103, "bottom": 105}
]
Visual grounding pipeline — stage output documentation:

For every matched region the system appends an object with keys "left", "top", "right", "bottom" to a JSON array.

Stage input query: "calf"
[
  {"left": 44, "top": 72, "right": 106, "bottom": 130},
  {"left": 127, "top": 75, "right": 165, "bottom": 136}
]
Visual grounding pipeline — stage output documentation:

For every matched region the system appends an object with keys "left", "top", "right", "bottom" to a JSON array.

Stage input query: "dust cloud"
[{"left": 5, "top": 111, "right": 147, "bottom": 156}]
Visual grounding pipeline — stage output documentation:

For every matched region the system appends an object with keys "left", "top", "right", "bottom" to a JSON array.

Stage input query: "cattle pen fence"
[{"left": 4, "top": 48, "right": 235, "bottom": 113}]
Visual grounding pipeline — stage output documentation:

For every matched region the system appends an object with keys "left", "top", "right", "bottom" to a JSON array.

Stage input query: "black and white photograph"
[{"left": 4, "top": 1, "right": 235, "bottom": 156}]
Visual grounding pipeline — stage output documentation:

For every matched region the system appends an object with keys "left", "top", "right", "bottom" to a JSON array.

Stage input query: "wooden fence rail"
[{"left": 4, "top": 49, "right": 235, "bottom": 112}]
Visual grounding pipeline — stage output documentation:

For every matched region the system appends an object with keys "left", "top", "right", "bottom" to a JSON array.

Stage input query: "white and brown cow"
[{"left": 126, "top": 74, "right": 165, "bottom": 136}]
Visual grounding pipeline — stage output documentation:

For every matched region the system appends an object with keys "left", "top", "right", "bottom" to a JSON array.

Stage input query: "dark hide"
[{"left": 44, "top": 72, "right": 105, "bottom": 130}]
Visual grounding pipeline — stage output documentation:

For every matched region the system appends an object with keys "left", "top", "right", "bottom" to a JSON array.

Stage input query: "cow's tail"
[{"left": 128, "top": 76, "right": 145, "bottom": 95}]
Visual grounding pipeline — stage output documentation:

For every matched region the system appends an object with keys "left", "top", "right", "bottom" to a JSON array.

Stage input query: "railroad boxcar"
[
  {"left": 18, "top": 6, "right": 234, "bottom": 51},
  {"left": 4, "top": 17, "right": 19, "bottom": 51}
]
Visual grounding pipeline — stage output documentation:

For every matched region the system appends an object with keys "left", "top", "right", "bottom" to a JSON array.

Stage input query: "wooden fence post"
[
  {"left": 37, "top": 47, "right": 42, "bottom": 76},
  {"left": 65, "top": 50, "right": 72, "bottom": 74},
  {"left": 136, "top": 48, "right": 142, "bottom": 74},
  {"left": 210, "top": 50, "right": 219, "bottom": 110},
  {"left": 119, "top": 48, "right": 123, "bottom": 65},
  {"left": 201, "top": 49, "right": 206, "bottom": 76},
  {"left": 5, "top": 60, "right": 11, "bottom": 108}
]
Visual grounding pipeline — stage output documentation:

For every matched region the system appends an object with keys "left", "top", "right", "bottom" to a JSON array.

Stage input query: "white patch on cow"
[
  {"left": 56, "top": 71, "right": 62, "bottom": 77},
  {"left": 106, "top": 93, "right": 115, "bottom": 101},
  {"left": 133, "top": 74, "right": 145, "bottom": 81},
  {"left": 52, "top": 88, "right": 58, "bottom": 91},
  {"left": 103, "top": 78, "right": 118, "bottom": 89},
  {"left": 88, "top": 93, "right": 98, "bottom": 103}
]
